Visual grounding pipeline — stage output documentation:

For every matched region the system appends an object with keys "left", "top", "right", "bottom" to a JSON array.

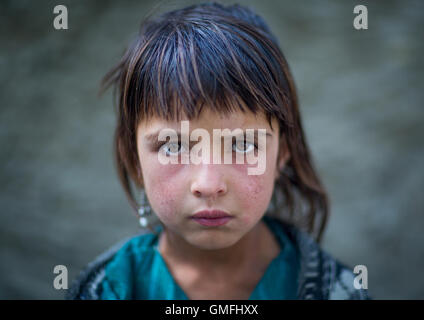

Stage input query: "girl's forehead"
[{"left": 138, "top": 107, "right": 277, "bottom": 133}]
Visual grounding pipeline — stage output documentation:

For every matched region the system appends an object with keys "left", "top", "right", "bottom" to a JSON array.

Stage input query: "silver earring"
[{"left": 138, "top": 189, "right": 152, "bottom": 228}]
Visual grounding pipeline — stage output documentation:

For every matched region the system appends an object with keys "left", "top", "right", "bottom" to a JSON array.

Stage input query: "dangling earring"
[{"left": 138, "top": 188, "right": 152, "bottom": 228}]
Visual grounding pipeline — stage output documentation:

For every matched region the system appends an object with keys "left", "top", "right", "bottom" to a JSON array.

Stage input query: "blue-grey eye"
[
  {"left": 161, "top": 142, "right": 186, "bottom": 156},
  {"left": 233, "top": 140, "right": 255, "bottom": 153}
]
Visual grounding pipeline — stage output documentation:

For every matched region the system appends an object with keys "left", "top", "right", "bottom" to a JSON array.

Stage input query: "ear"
[{"left": 275, "top": 135, "right": 291, "bottom": 181}]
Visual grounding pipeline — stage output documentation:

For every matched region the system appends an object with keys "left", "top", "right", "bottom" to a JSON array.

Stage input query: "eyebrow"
[{"left": 144, "top": 129, "right": 273, "bottom": 143}]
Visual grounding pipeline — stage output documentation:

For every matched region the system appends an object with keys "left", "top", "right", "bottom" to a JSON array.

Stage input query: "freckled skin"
[{"left": 137, "top": 108, "right": 286, "bottom": 250}]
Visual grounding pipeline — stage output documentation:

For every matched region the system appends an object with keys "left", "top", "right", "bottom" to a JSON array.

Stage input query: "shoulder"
[
  {"left": 65, "top": 230, "right": 158, "bottom": 300},
  {"left": 268, "top": 216, "right": 371, "bottom": 300}
]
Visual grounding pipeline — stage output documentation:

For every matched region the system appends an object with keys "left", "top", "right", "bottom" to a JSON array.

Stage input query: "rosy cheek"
[
  {"left": 235, "top": 175, "right": 266, "bottom": 219},
  {"left": 146, "top": 163, "right": 183, "bottom": 222}
]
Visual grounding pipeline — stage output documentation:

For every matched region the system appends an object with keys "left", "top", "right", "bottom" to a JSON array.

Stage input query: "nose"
[{"left": 190, "top": 164, "right": 228, "bottom": 199}]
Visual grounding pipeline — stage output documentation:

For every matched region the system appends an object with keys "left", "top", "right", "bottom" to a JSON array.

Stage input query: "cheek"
[
  {"left": 236, "top": 172, "right": 274, "bottom": 224},
  {"left": 144, "top": 162, "right": 184, "bottom": 222},
  {"left": 232, "top": 147, "right": 277, "bottom": 218}
]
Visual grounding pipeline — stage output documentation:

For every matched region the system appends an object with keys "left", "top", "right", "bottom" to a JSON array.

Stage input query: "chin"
[{"left": 188, "top": 233, "right": 241, "bottom": 251}]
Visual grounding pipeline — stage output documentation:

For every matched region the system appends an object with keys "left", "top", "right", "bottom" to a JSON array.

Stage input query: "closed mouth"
[
  {"left": 192, "top": 209, "right": 231, "bottom": 219},
  {"left": 191, "top": 210, "right": 232, "bottom": 227}
]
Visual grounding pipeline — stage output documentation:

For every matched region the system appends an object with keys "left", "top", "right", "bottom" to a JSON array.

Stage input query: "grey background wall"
[{"left": 0, "top": 0, "right": 423, "bottom": 299}]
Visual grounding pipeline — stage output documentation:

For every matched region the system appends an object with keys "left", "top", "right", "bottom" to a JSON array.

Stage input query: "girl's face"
[{"left": 136, "top": 107, "right": 288, "bottom": 250}]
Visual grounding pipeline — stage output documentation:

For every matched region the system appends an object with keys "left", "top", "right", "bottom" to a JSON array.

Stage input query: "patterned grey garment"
[{"left": 66, "top": 219, "right": 371, "bottom": 300}]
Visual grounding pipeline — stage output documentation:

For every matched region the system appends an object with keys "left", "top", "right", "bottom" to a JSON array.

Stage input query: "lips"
[
  {"left": 191, "top": 210, "right": 232, "bottom": 227},
  {"left": 192, "top": 210, "right": 231, "bottom": 219}
]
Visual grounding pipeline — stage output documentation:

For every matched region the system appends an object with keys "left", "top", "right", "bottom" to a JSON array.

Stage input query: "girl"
[{"left": 67, "top": 2, "right": 370, "bottom": 300}]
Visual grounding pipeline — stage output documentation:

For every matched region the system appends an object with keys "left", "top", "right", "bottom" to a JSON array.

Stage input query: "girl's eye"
[
  {"left": 157, "top": 140, "right": 257, "bottom": 156},
  {"left": 232, "top": 140, "right": 257, "bottom": 154},
  {"left": 160, "top": 141, "right": 186, "bottom": 156}
]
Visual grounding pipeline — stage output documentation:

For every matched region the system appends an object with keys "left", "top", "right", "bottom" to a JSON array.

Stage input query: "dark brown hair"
[{"left": 100, "top": 2, "right": 329, "bottom": 242}]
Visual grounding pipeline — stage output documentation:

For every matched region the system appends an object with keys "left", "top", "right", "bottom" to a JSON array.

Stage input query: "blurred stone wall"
[{"left": 0, "top": 0, "right": 423, "bottom": 299}]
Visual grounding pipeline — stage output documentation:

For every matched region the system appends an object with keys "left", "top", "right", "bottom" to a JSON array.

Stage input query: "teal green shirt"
[{"left": 100, "top": 216, "right": 300, "bottom": 300}]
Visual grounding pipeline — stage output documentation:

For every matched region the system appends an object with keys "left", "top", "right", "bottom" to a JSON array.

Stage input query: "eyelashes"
[
  {"left": 159, "top": 141, "right": 187, "bottom": 156},
  {"left": 153, "top": 139, "right": 259, "bottom": 157}
]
